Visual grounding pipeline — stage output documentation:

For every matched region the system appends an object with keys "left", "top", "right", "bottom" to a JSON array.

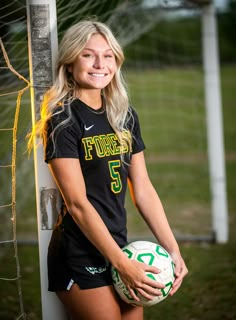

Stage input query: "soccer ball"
[{"left": 111, "top": 241, "right": 175, "bottom": 307}]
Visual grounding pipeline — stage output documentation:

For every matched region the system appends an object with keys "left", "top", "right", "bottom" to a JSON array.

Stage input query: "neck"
[{"left": 75, "top": 89, "right": 102, "bottom": 110}]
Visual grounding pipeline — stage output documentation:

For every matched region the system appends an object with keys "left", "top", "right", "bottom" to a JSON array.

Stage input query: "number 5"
[{"left": 108, "top": 160, "right": 122, "bottom": 194}]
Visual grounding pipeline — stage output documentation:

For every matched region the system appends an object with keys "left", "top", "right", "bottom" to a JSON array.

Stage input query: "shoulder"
[
  {"left": 51, "top": 99, "right": 79, "bottom": 118},
  {"left": 126, "top": 105, "right": 141, "bottom": 129},
  {"left": 126, "top": 105, "right": 145, "bottom": 152},
  {"left": 48, "top": 99, "right": 82, "bottom": 127}
]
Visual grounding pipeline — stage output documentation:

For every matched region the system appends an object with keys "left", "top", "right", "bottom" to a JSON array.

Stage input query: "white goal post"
[
  {"left": 26, "top": 0, "right": 68, "bottom": 319},
  {"left": 201, "top": 2, "right": 228, "bottom": 243}
]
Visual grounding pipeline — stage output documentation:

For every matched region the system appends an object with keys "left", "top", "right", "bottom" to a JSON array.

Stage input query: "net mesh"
[
  {"left": 0, "top": 37, "right": 29, "bottom": 320},
  {"left": 0, "top": 1, "right": 212, "bottom": 240}
]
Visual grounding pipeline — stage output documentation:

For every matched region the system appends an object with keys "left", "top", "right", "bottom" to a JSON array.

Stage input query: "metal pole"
[
  {"left": 201, "top": 3, "right": 228, "bottom": 243},
  {"left": 26, "top": 0, "right": 68, "bottom": 318}
]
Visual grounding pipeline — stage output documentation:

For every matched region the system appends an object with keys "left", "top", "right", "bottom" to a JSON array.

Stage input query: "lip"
[{"left": 88, "top": 73, "right": 107, "bottom": 77}]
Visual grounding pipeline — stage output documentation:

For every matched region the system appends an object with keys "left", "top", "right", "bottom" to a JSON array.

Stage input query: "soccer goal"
[
  {"left": 25, "top": 0, "right": 228, "bottom": 244},
  {"left": 0, "top": 0, "right": 228, "bottom": 318},
  {"left": 27, "top": 2, "right": 228, "bottom": 318}
]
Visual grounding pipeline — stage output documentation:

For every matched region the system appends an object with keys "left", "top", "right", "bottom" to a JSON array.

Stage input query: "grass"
[
  {"left": 0, "top": 64, "right": 235, "bottom": 319},
  {"left": 145, "top": 242, "right": 236, "bottom": 320}
]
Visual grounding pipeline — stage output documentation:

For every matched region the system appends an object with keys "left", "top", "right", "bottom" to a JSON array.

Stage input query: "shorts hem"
[{"left": 48, "top": 265, "right": 113, "bottom": 291}]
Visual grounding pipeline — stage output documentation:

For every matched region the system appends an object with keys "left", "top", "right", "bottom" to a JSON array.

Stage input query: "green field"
[{"left": 0, "top": 65, "right": 235, "bottom": 319}]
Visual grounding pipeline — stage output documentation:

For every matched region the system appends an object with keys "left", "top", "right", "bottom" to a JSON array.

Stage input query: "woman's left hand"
[{"left": 169, "top": 251, "right": 188, "bottom": 296}]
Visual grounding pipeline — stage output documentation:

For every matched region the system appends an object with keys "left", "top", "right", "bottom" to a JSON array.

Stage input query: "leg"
[
  {"left": 120, "top": 299, "right": 143, "bottom": 320},
  {"left": 57, "top": 284, "right": 122, "bottom": 320}
]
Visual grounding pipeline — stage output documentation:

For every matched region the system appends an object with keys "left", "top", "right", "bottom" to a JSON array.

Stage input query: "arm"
[
  {"left": 128, "top": 151, "right": 188, "bottom": 295},
  {"left": 48, "top": 157, "right": 165, "bottom": 299}
]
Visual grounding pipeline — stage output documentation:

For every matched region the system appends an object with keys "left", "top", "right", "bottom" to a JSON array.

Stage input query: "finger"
[
  {"left": 136, "top": 288, "right": 160, "bottom": 301},
  {"left": 174, "top": 266, "right": 181, "bottom": 277},
  {"left": 127, "top": 286, "right": 140, "bottom": 302},
  {"left": 138, "top": 284, "right": 163, "bottom": 297},
  {"left": 142, "top": 264, "right": 161, "bottom": 274},
  {"left": 143, "top": 279, "right": 165, "bottom": 292},
  {"left": 144, "top": 276, "right": 165, "bottom": 290},
  {"left": 173, "top": 267, "right": 188, "bottom": 287},
  {"left": 173, "top": 262, "right": 184, "bottom": 278},
  {"left": 169, "top": 279, "right": 183, "bottom": 296},
  {"left": 174, "top": 261, "right": 188, "bottom": 278},
  {"left": 172, "top": 273, "right": 184, "bottom": 291}
]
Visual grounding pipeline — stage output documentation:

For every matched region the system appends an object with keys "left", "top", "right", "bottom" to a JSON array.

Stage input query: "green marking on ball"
[
  {"left": 112, "top": 268, "right": 119, "bottom": 285},
  {"left": 161, "top": 281, "right": 173, "bottom": 297},
  {"left": 146, "top": 273, "right": 156, "bottom": 280},
  {"left": 123, "top": 248, "right": 133, "bottom": 258},
  {"left": 155, "top": 245, "right": 169, "bottom": 258},
  {"left": 137, "top": 253, "right": 155, "bottom": 265}
]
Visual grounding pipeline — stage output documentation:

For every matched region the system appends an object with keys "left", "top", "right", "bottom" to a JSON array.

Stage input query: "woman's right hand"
[{"left": 117, "top": 258, "right": 165, "bottom": 302}]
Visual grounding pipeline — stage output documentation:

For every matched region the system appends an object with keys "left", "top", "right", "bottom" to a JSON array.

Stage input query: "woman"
[{"left": 28, "top": 20, "right": 188, "bottom": 320}]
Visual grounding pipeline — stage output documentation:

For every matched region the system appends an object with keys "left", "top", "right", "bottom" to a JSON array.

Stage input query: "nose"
[{"left": 93, "top": 55, "right": 104, "bottom": 69}]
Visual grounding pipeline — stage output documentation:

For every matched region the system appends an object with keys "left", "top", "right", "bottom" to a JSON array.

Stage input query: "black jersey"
[{"left": 45, "top": 98, "right": 145, "bottom": 266}]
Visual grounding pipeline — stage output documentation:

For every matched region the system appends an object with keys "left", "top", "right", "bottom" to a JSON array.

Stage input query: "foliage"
[
  {"left": 124, "top": 11, "right": 236, "bottom": 65},
  {"left": 56, "top": 0, "right": 122, "bottom": 35},
  {"left": 124, "top": 16, "right": 202, "bottom": 66},
  {"left": 217, "top": 0, "right": 236, "bottom": 62}
]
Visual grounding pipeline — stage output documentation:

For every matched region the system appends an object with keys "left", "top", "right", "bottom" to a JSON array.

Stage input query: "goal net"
[{"left": 0, "top": 0, "right": 217, "bottom": 246}]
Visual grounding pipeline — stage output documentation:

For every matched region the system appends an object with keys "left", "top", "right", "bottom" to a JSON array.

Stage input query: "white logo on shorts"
[
  {"left": 85, "top": 267, "right": 106, "bottom": 275},
  {"left": 66, "top": 279, "right": 74, "bottom": 290}
]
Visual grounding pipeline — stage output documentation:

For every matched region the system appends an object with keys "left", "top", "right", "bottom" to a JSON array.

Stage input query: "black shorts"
[
  {"left": 67, "top": 266, "right": 113, "bottom": 291},
  {"left": 47, "top": 226, "right": 113, "bottom": 291},
  {"left": 48, "top": 264, "right": 113, "bottom": 292}
]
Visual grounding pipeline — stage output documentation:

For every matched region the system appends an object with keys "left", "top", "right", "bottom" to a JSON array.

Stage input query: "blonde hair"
[{"left": 27, "top": 19, "right": 132, "bottom": 153}]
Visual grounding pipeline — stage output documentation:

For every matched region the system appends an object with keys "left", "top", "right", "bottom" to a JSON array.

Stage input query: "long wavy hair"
[{"left": 27, "top": 19, "right": 132, "bottom": 154}]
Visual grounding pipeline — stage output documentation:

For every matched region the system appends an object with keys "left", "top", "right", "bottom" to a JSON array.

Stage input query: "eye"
[
  {"left": 105, "top": 54, "right": 114, "bottom": 58},
  {"left": 82, "top": 53, "right": 93, "bottom": 58}
]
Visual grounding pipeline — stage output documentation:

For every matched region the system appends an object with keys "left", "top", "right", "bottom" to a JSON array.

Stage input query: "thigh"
[
  {"left": 57, "top": 284, "right": 122, "bottom": 320},
  {"left": 120, "top": 299, "right": 143, "bottom": 320}
]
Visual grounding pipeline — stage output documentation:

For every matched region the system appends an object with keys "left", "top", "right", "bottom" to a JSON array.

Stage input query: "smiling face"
[{"left": 68, "top": 33, "right": 117, "bottom": 97}]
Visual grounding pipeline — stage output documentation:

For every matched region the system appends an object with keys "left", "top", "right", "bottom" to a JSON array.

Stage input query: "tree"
[{"left": 218, "top": 0, "right": 236, "bottom": 62}]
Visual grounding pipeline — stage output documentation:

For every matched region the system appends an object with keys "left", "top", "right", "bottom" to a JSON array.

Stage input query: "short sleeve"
[
  {"left": 129, "top": 107, "right": 145, "bottom": 154},
  {"left": 44, "top": 110, "right": 82, "bottom": 163}
]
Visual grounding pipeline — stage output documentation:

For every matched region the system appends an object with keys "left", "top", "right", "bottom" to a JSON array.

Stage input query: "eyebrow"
[{"left": 82, "top": 48, "right": 113, "bottom": 53}]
